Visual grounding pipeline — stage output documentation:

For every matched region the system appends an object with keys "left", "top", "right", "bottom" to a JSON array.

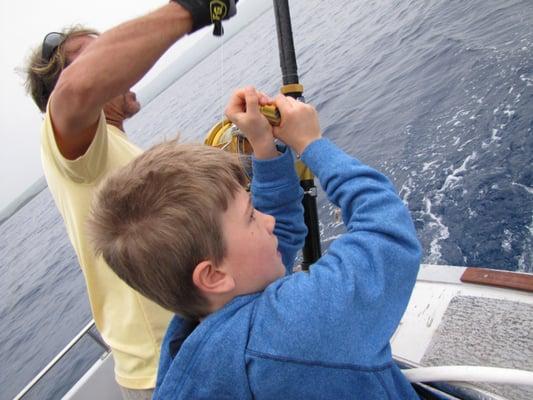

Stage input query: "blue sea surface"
[{"left": 1, "top": 0, "right": 532, "bottom": 398}]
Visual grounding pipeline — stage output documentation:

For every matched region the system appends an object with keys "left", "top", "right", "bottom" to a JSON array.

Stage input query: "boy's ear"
[{"left": 192, "top": 260, "right": 235, "bottom": 295}]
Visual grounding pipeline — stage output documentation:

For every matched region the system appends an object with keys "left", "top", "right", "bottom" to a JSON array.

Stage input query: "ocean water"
[{"left": 1, "top": 0, "right": 532, "bottom": 398}]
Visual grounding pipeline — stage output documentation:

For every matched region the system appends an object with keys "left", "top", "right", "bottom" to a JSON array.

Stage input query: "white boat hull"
[{"left": 52, "top": 264, "right": 533, "bottom": 399}]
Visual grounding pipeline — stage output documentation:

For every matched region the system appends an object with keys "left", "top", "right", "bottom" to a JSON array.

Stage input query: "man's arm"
[
  {"left": 51, "top": 3, "right": 193, "bottom": 159},
  {"left": 51, "top": 1, "right": 239, "bottom": 159}
]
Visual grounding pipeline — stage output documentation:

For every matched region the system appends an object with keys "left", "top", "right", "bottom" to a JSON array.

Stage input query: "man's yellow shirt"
[{"left": 41, "top": 108, "right": 172, "bottom": 389}]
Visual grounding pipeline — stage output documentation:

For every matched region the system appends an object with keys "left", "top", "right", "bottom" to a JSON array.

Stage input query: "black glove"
[{"left": 172, "top": 0, "right": 237, "bottom": 36}]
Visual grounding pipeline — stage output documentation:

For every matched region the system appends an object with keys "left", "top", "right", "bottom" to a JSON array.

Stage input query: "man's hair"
[
  {"left": 87, "top": 141, "right": 248, "bottom": 320},
  {"left": 24, "top": 25, "right": 99, "bottom": 113}
]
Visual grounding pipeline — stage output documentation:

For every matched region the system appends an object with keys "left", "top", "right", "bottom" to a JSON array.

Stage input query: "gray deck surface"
[{"left": 421, "top": 296, "right": 533, "bottom": 400}]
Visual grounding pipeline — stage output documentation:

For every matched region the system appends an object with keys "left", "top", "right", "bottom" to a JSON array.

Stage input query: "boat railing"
[
  {"left": 403, "top": 365, "right": 533, "bottom": 386},
  {"left": 396, "top": 357, "right": 533, "bottom": 400},
  {"left": 13, "top": 320, "right": 109, "bottom": 400}
]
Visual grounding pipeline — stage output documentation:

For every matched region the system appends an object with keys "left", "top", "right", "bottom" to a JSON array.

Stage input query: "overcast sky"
[{"left": 0, "top": 0, "right": 206, "bottom": 210}]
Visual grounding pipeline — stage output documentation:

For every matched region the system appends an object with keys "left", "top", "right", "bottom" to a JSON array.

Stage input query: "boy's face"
[{"left": 219, "top": 187, "right": 286, "bottom": 295}]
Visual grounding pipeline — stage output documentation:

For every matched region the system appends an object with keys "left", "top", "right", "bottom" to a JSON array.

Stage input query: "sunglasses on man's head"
[{"left": 41, "top": 32, "right": 66, "bottom": 62}]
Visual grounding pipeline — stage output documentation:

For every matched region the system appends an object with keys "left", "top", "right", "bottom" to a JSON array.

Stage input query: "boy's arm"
[
  {"left": 250, "top": 97, "right": 421, "bottom": 362},
  {"left": 225, "top": 87, "right": 306, "bottom": 272},
  {"left": 251, "top": 148, "right": 307, "bottom": 272},
  {"left": 300, "top": 138, "right": 421, "bottom": 342}
]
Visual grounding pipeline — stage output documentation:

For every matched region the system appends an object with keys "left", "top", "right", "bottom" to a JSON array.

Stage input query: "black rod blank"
[
  {"left": 272, "top": 0, "right": 322, "bottom": 268},
  {"left": 273, "top": 0, "right": 299, "bottom": 87}
]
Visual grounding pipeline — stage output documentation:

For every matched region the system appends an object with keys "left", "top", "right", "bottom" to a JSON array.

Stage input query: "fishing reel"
[
  {"left": 203, "top": 106, "right": 281, "bottom": 186},
  {"left": 204, "top": 118, "right": 252, "bottom": 153},
  {"left": 204, "top": 105, "right": 280, "bottom": 149}
]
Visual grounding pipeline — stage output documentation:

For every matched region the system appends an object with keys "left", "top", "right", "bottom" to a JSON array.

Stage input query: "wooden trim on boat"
[{"left": 460, "top": 268, "right": 533, "bottom": 293}]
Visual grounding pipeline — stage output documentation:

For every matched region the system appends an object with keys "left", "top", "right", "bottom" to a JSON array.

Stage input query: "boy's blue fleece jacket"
[{"left": 153, "top": 138, "right": 421, "bottom": 399}]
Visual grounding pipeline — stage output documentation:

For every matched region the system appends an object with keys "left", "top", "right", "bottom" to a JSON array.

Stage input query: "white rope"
[
  {"left": 219, "top": 38, "right": 225, "bottom": 121},
  {"left": 402, "top": 366, "right": 533, "bottom": 386}
]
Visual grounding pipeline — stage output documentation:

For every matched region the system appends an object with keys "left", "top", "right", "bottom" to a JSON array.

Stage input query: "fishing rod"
[
  {"left": 205, "top": 0, "right": 322, "bottom": 269},
  {"left": 271, "top": 0, "right": 322, "bottom": 269}
]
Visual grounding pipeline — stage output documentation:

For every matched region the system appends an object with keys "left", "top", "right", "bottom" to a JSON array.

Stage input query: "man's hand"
[
  {"left": 272, "top": 95, "right": 322, "bottom": 156},
  {"left": 225, "top": 86, "right": 278, "bottom": 160},
  {"left": 171, "top": 0, "right": 237, "bottom": 35}
]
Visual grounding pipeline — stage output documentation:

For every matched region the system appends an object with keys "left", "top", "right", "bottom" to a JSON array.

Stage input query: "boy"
[{"left": 88, "top": 87, "right": 421, "bottom": 399}]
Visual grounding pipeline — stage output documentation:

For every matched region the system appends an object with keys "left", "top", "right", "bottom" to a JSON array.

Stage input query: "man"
[{"left": 24, "top": 1, "right": 237, "bottom": 399}]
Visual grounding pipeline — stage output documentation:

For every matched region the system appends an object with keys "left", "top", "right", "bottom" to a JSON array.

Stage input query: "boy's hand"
[
  {"left": 273, "top": 95, "right": 322, "bottom": 155},
  {"left": 225, "top": 86, "right": 278, "bottom": 159}
]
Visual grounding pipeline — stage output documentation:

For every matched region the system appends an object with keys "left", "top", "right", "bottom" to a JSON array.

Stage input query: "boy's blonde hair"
[{"left": 87, "top": 141, "right": 247, "bottom": 319}]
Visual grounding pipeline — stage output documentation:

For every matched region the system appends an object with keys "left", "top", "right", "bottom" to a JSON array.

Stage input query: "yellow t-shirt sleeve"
[{"left": 42, "top": 108, "right": 109, "bottom": 184}]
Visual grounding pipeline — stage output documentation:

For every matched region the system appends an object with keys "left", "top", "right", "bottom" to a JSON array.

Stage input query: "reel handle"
[{"left": 259, "top": 105, "right": 281, "bottom": 126}]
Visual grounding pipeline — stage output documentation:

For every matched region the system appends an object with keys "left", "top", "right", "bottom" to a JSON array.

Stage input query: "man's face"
[{"left": 218, "top": 187, "right": 286, "bottom": 295}]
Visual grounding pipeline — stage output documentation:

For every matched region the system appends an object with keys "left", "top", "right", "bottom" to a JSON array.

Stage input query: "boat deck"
[{"left": 392, "top": 264, "right": 533, "bottom": 399}]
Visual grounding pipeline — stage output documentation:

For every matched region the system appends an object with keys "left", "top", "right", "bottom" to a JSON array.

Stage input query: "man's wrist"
[{"left": 167, "top": 2, "right": 194, "bottom": 32}]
